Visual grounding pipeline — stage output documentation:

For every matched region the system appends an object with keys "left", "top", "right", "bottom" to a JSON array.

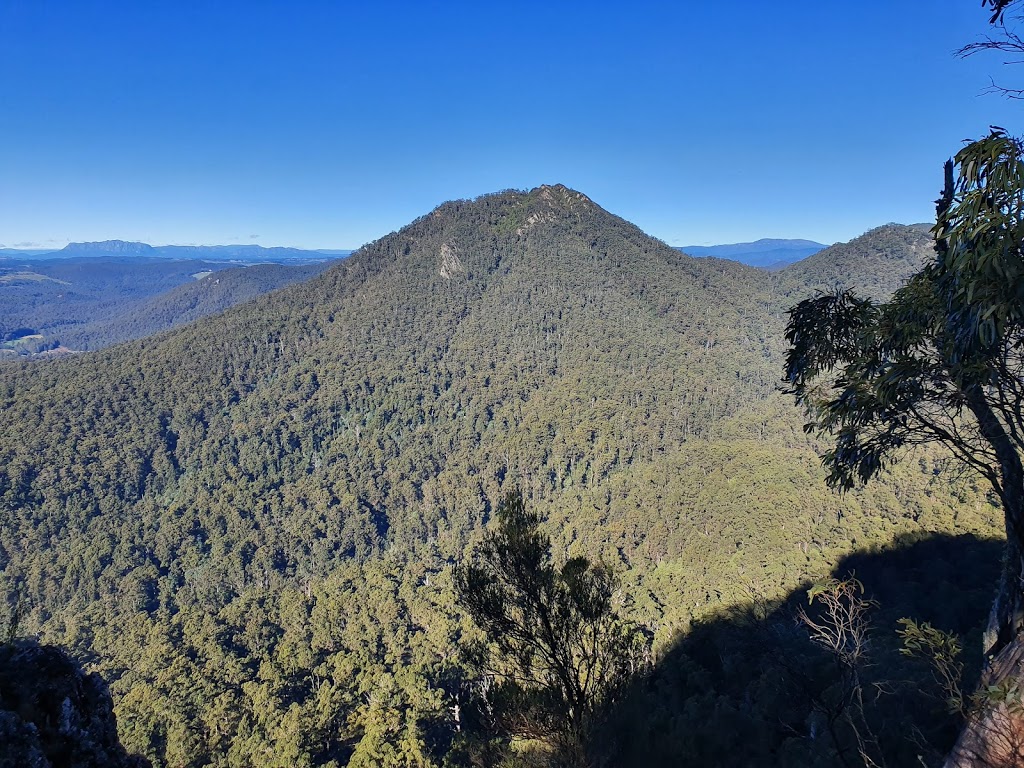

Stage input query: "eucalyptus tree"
[{"left": 785, "top": 130, "right": 1024, "bottom": 656}]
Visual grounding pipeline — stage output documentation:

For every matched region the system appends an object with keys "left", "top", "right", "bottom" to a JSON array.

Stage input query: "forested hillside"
[
  {"left": 51, "top": 261, "right": 334, "bottom": 350},
  {"left": 0, "top": 186, "right": 999, "bottom": 766},
  {"left": 781, "top": 223, "right": 934, "bottom": 300}
]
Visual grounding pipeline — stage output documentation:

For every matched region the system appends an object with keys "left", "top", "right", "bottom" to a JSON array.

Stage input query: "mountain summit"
[{"left": 0, "top": 187, "right": 971, "bottom": 766}]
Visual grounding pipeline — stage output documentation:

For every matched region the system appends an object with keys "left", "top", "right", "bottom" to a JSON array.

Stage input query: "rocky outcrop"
[{"left": 0, "top": 639, "right": 148, "bottom": 768}]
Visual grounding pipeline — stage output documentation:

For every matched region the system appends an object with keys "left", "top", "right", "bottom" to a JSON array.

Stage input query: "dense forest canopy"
[{"left": 0, "top": 185, "right": 1001, "bottom": 766}]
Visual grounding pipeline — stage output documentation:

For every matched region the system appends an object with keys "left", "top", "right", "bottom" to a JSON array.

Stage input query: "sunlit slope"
[
  {"left": 0, "top": 186, "right": 998, "bottom": 765},
  {"left": 0, "top": 185, "right": 788, "bottom": 596},
  {"left": 0, "top": 184, "right": 991, "bottom": 630},
  {"left": 780, "top": 222, "right": 934, "bottom": 300}
]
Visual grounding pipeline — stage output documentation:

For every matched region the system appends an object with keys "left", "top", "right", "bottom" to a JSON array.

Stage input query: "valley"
[{"left": 0, "top": 247, "right": 341, "bottom": 354}]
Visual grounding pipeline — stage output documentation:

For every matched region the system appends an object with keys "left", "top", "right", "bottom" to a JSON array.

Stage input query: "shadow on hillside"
[
  {"left": 0, "top": 637, "right": 151, "bottom": 767},
  {"left": 593, "top": 532, "right": 1003, "bottom": 768}
]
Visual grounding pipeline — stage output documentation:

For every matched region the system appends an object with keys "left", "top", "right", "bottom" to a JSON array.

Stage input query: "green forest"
[{"left": 0, "top": 182, "right": 1010, "bottom": 766}]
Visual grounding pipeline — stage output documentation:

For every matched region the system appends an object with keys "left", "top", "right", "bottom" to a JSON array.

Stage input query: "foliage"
[
  {"left": 1, "top": 590, "right": 24, "bottom": 646},
  {"left": 935, "top": 130, "right": 1024, "bottom": 350},
  {"left": 797, "top": 577, "right": 883, "bottom": 768},
  {"left": 785, "top": 133, "right": 1024, "bottom": 654},
  {"left": 801, "top": 577, "right": 875, "bottom": 670},
  {"left": 984, "top": 0, "right": 1017, "bottom": 23},
  {"left": 899, "top": 618, "right": 966, "bottom": 714},
  {"left": 596, "top": 534, "right": 1000, "bottom": 767},
  {"left": 455, "top": 491, "right": 649, "bottom": 764}
]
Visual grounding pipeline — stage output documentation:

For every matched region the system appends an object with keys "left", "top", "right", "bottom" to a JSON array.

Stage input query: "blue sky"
[{"left": 0, "top": 0, "right": 1019, "bottom": 250}]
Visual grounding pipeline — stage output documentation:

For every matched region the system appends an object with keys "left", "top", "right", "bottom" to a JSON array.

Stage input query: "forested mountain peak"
[
  {"left": 400, "top": 184, "right": 600, "bottom": 243},
  {"left": 530, "top": 182, "right": 595, "bottom": 209},
  {"left": 349, "top": 182, "right": 709, "bottom": 291},
  {"left": 0, "top": 188, "right": 991, "bottom": 767}
]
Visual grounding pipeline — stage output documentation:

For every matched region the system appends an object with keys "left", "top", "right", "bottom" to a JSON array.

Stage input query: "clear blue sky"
[{"left": 0, "top": 0, "right": 1019, "bottom": 250}]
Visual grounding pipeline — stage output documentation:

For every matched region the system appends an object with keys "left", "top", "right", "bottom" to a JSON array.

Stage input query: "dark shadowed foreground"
[
  {"left": 0, "top": 638, "right": 149, "bottom": 768},
  {"left": 591, "top": 534, "right": 1001, "bottom": 767}
]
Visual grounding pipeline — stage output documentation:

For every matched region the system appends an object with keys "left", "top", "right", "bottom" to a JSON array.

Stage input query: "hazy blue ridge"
[
  {"left": 678, "top": 238, "right": 829, "bottom": 268},
  {"left": 0, "top": 240, "right": 351, "bottom": 263}
]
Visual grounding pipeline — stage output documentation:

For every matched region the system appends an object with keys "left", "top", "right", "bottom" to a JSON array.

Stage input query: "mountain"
[
  {"left": 0, "top": 187, "right": 992, "bottom": 766},
  {"left": 153, "top": 244, "right": 330, "bottom": 262},
  {"left": 679, "top": 237, "right": 828, "bottom": 269},
  {"left": 10, "top": 241, "right": 344, "bottom": 263},
  {"left": 781, "top": 222, "right": 934, "bottom": 300},
  {"left": 0, "top": 248, "right": 52, "bottom": 257},
  {"left": 40, "top": 240, "right": 335, "bottom": 264},
  {"left": 60, "top": 240, "right": 155, "bottom": 256},
  {"left": 0, "top": 256, "right": 242, "bottom": 341},
  {"left": 53, "top": 260, "right": 334, "bottom": 349}
]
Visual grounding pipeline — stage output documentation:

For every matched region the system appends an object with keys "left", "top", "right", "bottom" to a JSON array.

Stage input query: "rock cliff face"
[{"left": 0, "top": 639, "right": 148, "bottom": 768}]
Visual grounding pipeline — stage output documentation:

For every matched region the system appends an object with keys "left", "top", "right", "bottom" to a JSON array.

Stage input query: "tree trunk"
[
  {"left": 946, "top": 393, "right": 1024, "bottom": 767},
  {"left": 944, "top": 635, "right": 1024, "bottom": 767},
  {"left": 986, "top": 533, "right": 1024, "bottom": 659},
  {"left": 966, "top": 390, "right": 1024, "bottom": 658}
]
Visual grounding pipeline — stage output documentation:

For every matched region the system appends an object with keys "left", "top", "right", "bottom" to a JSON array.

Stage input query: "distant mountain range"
[
  {"left": 0, "top": 254, "right": 338, "bottom": 353},
  {"left": 3, "top": 237, "right": 832, "bottom": 270},
  {"left": 679, "top": 238, "right": 829, "bottom": 269},
  {"left": 1, "top": 240, "right": 352, "bottom": 263},
  {"left": 0, "top": 248, "right": 53, "bottom": 257}
]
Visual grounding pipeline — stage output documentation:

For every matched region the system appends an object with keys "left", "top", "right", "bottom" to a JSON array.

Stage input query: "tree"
[
  {"left": 982, "top": 0, "right": 1017, "bottom": 23},
  {"left": 961, "top": 1, "right": 1024, "bottom": 97},
  {"left": 454, "top": 491, "right": 649, "bottom": 766},
  {"left": 784, "top": 130, "right": 1024, "bottom": 658}
]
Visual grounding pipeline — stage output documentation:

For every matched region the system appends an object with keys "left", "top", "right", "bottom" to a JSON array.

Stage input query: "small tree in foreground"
[
  {"left": 795, "top": 577, "right": 886, "bottom": 768},
  {"left": 454, "top": 491, "right": 650, "bottom": 767}
]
